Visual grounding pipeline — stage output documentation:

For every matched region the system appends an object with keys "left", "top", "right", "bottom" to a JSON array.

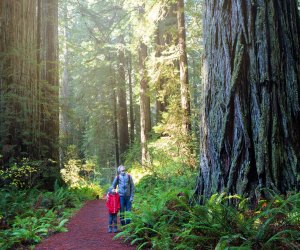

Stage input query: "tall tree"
[
  {"left": 196, "top": 0, "right": 300, "bottom": 202},
  {"left": 117, "top": 36, "right": 130, "bottom": 159},
  {"left": 0, "top": 0, "right": 37, "bottom": 160},
  {"left": 60, "top": 1, "right": 71, "bottom": 144},
  {"left": 177, "top": 0, "right": 191, "bottom": 133},
  {"left": 0, "top": 0, "right": 59, "bottom": 164},
  {"left": 127, "top": 53, "right": 135, "bottom": 144},
  {"left": 139, "top": 40, "right": 151, "bottom": 166},
  {"left": 154, "top": 27, "right": 163, "bottom": 124},
  {"left": 38, "top": 0, "right": 59, "bottom": 161},
  {"left": 110, "top": 62, "right": 120, "bottom": 166},
  {"left": 153, "top": 3, "right": 177, "bottom": 125}
]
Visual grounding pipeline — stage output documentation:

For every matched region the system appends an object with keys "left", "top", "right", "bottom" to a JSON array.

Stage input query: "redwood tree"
[
  {"left": 38, "top": 0, "right": 59, "bottom": 161},
  {"left": 110, "top": 61, "right": 120, "bottom": 166},
  {"left": 196, "top": 0, "right": 300, "bottom": 201},
  {"left": 177, "top": 0, "right": 191, "bottom": 134},
  {"left": 117, "top": 36, "right": 129, "bottom": 159},
  {"left": 0, "top": 0, "right": 59, "bottom": 163},
  {"left": 139, "top": 40, "right": 151, "bottom": 166}
]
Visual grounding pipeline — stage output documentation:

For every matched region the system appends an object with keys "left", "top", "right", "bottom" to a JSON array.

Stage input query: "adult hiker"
[{"left": 111, "top": 165, "right": 135, "bottom": 226}]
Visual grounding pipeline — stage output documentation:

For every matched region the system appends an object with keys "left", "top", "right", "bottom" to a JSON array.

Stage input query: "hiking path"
[{"left": 35, "top": 199, "right": 136, "bottom": 250}]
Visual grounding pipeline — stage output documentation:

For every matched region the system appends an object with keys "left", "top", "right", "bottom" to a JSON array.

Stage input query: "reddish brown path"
[{"left": 35, "top": 200, "right": 136, "bottom": 250}]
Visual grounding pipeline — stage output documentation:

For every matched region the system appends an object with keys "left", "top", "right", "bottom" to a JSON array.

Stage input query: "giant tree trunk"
[
  {"left": 196, "top": 0, "right": 300, "bottom": 202},
  {"left": 0, "top": 0, "right": 37, "bottom": 160},
  {"left": 38, "top": 0, "right": 59, "bottom": 161},
  {"left": 0, "top": 0, "right": 59, "bottom": 165}
]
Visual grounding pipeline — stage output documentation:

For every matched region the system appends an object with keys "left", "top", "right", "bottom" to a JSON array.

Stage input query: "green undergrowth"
[
  {"left": 0, "top": 182, "right": 103, "bottom": 250},
  {"left": 116, "top": 174, "right": 300, "bottom": 250},
  {"left": 118, "top": 139, "right": 300, "bottom": 249}
]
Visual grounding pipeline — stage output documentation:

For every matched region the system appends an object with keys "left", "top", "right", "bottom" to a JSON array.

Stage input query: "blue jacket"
[{"left": 112, "top": 174, "right": 134, "bottom": 199}]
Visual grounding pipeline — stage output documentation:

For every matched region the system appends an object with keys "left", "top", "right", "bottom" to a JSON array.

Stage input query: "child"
[{"left": 106, "top": 188, "right": 120, "bottom": 233}]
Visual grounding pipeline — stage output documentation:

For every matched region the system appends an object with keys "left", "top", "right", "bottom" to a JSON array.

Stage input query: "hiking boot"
[
  {"left": 108, "top": 226, "right": 112, "bottom": 233},
  {"left": 113, "top": 226, "right": 118, "bottom": 233}
]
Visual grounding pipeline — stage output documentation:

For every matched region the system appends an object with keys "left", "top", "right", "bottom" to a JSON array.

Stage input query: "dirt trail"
[{"left": 35, "top": 199, "right": 136, "bottom": 250}]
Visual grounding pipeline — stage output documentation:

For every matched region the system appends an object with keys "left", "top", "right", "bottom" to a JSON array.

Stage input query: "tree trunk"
[
  {"left": 127, "top": 53, "right": 135, "bottom": 144},
  {"left": 154, "top": 4, "right": 177, "bottom": 125},
  {"left": 38, "top": 0, "right": 59, "bottom": 161},
  {"left": 177, "top": 0, "right": 191, "bottom": 133},
  {"left": 139, "top": 41, "right": 151, "bottom": 166},
  {"left": 113, "top": 87, "right": 120, "bottom": 166},
  {"left": 0, "top": 0, "right": 59, "bottom": 170},
  {"left": 117, "top": 36, "right": 129, "bottom": 160},
  {"left": 196, "top": 0, "right": 300, "bottom": 202},
  {"left": 154, "top": 28, "right": 166, "bottom": 124},
  {"left": 0, "top": 0, "right": 37, "bottom": 157},
  {"left": 60, "top": 2, "right": 71, "bottom": 142},
  {"left": 110, "top": 62, "right": 120, "bottom": 166}
]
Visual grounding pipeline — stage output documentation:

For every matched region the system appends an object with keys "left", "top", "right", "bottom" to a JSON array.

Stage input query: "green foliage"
[
  {"left": 124, "top": 133, "right": 198, "bottom": 180},
  {"left": 0, "top": 158, "right": 56, "bottom": 189},
  {"left": 116, "top": 173, "right": 300, "bottom": 249},
  {"left": 124, "top": 140, "right": 142, "bottom": 167},
  {"left": 71, "top": 183, "right": 104, "bottom": 200},
  {"left": 61, "top": 159, "right": 84, "bottom": 187},
  {"left": 60, "top": 145, "right": 101, "bottom": 187},
  {"left": 0, "top": 183, "right": 103, "bottom": 250},
  {"left": 58, "top": 0, "right": 119, "bottom": 170},
  {"left": 0, "top": 163, "right": 37, "bottom": 189},
  {"left": 57, "top": 0, "right": 202, "bottom": 171}
]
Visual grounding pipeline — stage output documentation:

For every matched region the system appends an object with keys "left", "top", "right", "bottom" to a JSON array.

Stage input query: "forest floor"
[{"left": 35, "top": 199, "right": 136, "bottom": 250}]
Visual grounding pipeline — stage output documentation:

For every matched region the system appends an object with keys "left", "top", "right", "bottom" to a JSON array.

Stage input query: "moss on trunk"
[{"left": 196, "top": 0, "right": 300, "bottom": 202}]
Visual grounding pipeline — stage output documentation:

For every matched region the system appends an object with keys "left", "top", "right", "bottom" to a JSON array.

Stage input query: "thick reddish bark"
[
  {"left": 196, "top": 0, "right": 300, "bottom": 202},
  {"left": 0, "top": 0, "right": 59, "bottom": 164}
]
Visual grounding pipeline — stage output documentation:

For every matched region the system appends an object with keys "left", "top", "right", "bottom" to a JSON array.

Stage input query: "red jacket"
[{"left": 106, "top": 193, "right": 120, "bottom": 214}]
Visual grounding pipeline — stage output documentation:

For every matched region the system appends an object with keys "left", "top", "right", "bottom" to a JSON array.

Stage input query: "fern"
[
  {"left": 0, "top": 185, "right": 96, "bottom": 249},
  {"left": 125, "top": 175, "right": 300, "bottom": 250}
]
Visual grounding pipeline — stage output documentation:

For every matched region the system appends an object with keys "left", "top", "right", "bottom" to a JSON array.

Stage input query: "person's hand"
[{"left": 129, "top": 196, "right": 133, "bottom": 202}]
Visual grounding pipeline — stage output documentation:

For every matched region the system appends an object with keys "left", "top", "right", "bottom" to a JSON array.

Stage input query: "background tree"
[
  {"left": 139, "top": 40, "right": 151, "bottom": 166},
  {"left": 60, "top": 0, "right": 72, "bottom": 159},
  {"left": 0, "top": 0, "right": 59, "bottom": 165},
  {"left": 38, "top": 0, "right": 59, "bottom": 161},
  {"left": 56, "top": 0, "right": 134, "bottom": 181},
  {"left": 56, "top": 0, "right": 202, "bottom": 180},
  {"left": 177, "top": 0, "right": 191, "bottom": 134},
  {"left": 127, "top": 52, "right": 135, "bottom": 144},
  {"left": 117, "top": 36, "right": 130, "bottom": 160},
  {"left": 196, "top": 0, "right": 300, "bottom": 202},
  {"left": 143, "top": 0, "right": 196, "bottom": 166}
]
